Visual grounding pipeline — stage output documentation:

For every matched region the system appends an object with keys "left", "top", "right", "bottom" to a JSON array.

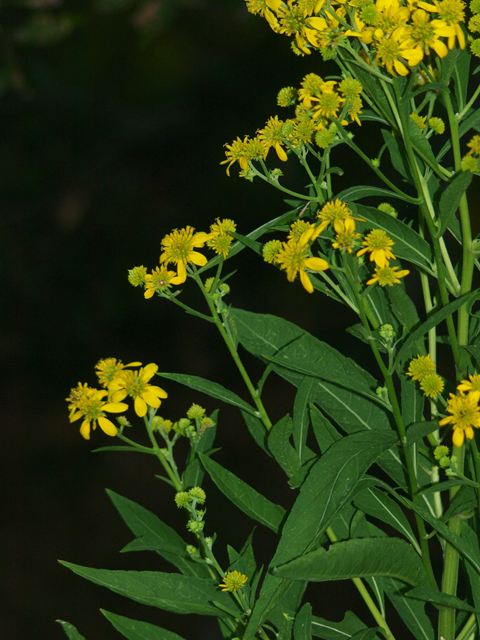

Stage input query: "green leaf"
[
  {"left": 353, "top": 486, "right": 419, "bottom": 552},
  {"left": 229, "top": 231, "right": 263, "bottom": 255},
  {"left": 243, "top": 431, "right": 398, "bottom": 640},
  {"left": 387, "top": 284, "right": 421, "bottom": 334},
  {"left": 101, "top": 610, "right": 186, "bottom": 640},
  {"left": 107, "top": 490, "right": 208, "bottom": 578},
  {"left": 452, "top": 47, "right": 471, "bottom": 108},
  {"left": 198, "top": 453, "right": 286, "bottom": 533},
  {"left": 241, "top": 409, "right": 269, "bottom": 453},
  {"left": 394, "top": 493, "right": 480, "bottom": 575},
  {"left": 419, "top": 479, "right": 476, "bottom": 495},
  {"left": 442, "top": 486, "right": 477, "bottom": 520},
  {"left": 336, "top": 185, "right": 413, "bottom": 203},
  {"left": 59, "top": 561, "right": 242, "bottom": 616},
  {"left": 294, "top": 603, "right": 312, "bottom": 640},
  {"left": 381, "top": 129, "right": 414, "bottom": 183},
  {"left": 310, "top": 404, "right": 341, "bottom": 454},
  {"left": 406, "top": 586, "right": 478, "bottom": 612},
  {"left": 462, "top": 523, "right": 480, "bottom": 633},
  {"left": 436, "top": 171, "right": 472, "bottom": 238},
  {"left": 56, "top": 621, "right": 87, "bottom": 640},
  {"left": 293, "top": 377, "right": 316, "bottom": 462},
  {"left": 353, "top": 204, "right": 434, "bottom": 272},
  {"left": 268, "top": 415, "right": 300, "bottom": 477},
  {"left": 350, "top": 631, "right": 381, "bottom": 640},
  {"left": 273, "top": 537, "right": 426, "bottom": 586},
  {"left": 402, "top": 380, "right": 426, "bottom": 432},
  {"left": 156, "top": 372, "right": 256, "bottom": 415},
  {"left": 393, "top": 290, "right": 480, "bottom": 368},
  {"left": 311, "top": 612, "right": 369, "bottom": 639},
  {"left": 406, "top": 117, "right": 438, "bottom": 171},
  {"left": 406, "top": 420, "right": 439, "bottom": 447},
  {"left": 183, "top": 411, "right": 218, "bottom": 488},
  {"left": 383, "top": 578, "right": 435, "bottom": 640}
]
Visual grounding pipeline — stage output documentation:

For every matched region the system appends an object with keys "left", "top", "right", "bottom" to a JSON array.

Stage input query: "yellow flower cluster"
[
  {"left": 129, "top": 220, "right": 237, "bottom": 297},
  {"left": 66, "top": 358, "right": 168, "bottom": 438},
  {"left": 245, "top": 0, "right": 465, "bottom": 76},
  {"left": 222, "top": 74, "right": 363, "bottom": 174},
  {"left": 407, "top": 354, "right": 444, "bottom": 397},
  {"left": 440, "top": 374, "right": 480, "bottom": 446},
  {"left": 219, "top": 570, "right": 248, "bottom": 592},
  {"left": 461, "top": 134, "right": 480, "bottom": 172},
  {"left": 263, "top": 199, "right": 409, "bottom": 292}
]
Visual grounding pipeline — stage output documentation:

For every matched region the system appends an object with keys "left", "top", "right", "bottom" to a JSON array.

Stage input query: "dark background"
[{"left": 0, "top": 1, "right": 420, "bottom": 638}]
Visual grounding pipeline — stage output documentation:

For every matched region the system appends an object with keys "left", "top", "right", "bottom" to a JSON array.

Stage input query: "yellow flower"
[
  {"left": 332, "top": 217, "right": 362, "bottom": 253},
  {"left": 263, "top": 239, "right": 283, "bottom": 263},
  {"left": 407, "top": 354, "right": 435, "bottom": 380},
  {"left": 402, "top": 9, "right": 456, "bottom": 58},
  {"left": 374, "top": 28, "right": 424, "bottom": 76},
  {"left": 144, "top": 266, "right": 182, "bottom": 298},
  {"left": 221, "top": 136, "right": 250, "bottom": 176},
  {"left": 67, "top": 384, "right": 128, "bottom": 440},
  {"left": 109, "top": 363, "right": 168, "bottom": 417},
  {"left": 207, "top": 218, "right": 237, "bottom": 259},
  {"left": 418, "top": 0, "right": 466, "bottom": 48},
  {"left": 288, "top": 219, "right": 316, "bottom": 241},
  {"left": 457, "top": 374, "right": 480, "bottom": 402},
  {"left": 219, "top": 571, "right": 248, "bottom": 592},
  {"left": 95, "top": 358, "right": 142, "bottom": 387},
  {"left": 316, "top": 199, "right": 355, "bottom": 233},
  {"left": 160, "top": 226, "right": 212, "bottom": 284},
  {"left": 439, "top": 392, "right": 480, "bottom": 447},
  {"left": 257, "top": 115, "right": 289, "bottom": 161},
  {"left": 366, "top": 262, "right": 409, "bottom": 286},
  {"left": 410, "top": 112, "right": 427, "bottom": 130},
  {"left": 420, "top": 373, "right": 444, "bottom": 397},
  {"left": 275, "top": 236, "right": 329, "bottom": 293},
  {"left": 357, "top": 229, "right": 396, "bottom": 267}
]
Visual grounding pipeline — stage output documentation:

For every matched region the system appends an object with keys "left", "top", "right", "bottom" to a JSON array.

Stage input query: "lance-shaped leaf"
[
  {"left": 336, "top": 185, "right": 413, "bottom": 203},
  {"left": 199, "top": 453, "right": 286, "bottom": 533},
  {"left": 57, "top": 621, "right": 87, "bottom": 640},
  {"left": 462, "top": 523, "right": 480, "bottom": 633},
  {"left": 294, "top": 603, "right": 312, "bottom": 640},
  {"left": 406, "top": 117, "right": 438, "bottom": 172},
  {"left": 436, "top": 171, "right": 472, "bottom": 238},
  {"left": 405, "top": 586, "right": 479, "bottom": 612},
  {"left": 107, "top": 490, "right": 209, "bottom": 578},
  {"left": 102, "top": 610, "right": 186, "bottom": 640},
  {"left": 353, "top": 486, "right": 420, "bottom": 553},
  {"left": 406, "top": 421, "right": 439, "bottom": 447},
  {"left": 311, "top": 611, "right": 372, "bottom": 639},
  {"left": 393, "top": 289, "right": 480, "bottom": 368},
  {"left": 353, "top": 204, "right": 434, "bottom": 272},
  {"left": 383, "top": 577, "right": 434, "bottom": 640},
  {"left": 273, "top": 538, "right": 427, "bottom": 586},
  {"left": 156, "top": 372, "right": 256, "bottom": 416},
  {"left": 59, "top": 562, "right": 242, "bottom": 617},
  {"left": 243, "top": 430, "right": 397, "bottom": 640},
  {"left": 310, "top": 404, "right": 341, "bottom": 454},
  {"left": 268, "top": 414, "right": 300, "bottom": 477}
]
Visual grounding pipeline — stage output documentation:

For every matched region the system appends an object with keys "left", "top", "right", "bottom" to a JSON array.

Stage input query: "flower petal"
[
  {"left": 134, "top": 396, "right": 148, "bottom": 417},
  {"left": 103, "top": 402, "right": 129, "bottom": 413},
  {"left": 142, "top": 390, "right": 162, "bottom": 408},
  {"left": 146, "top": 385, "right": 168, "bottom": 399},
  {"left": 98, "top": 416, "right": 118, "bottom": 437},
  {"left": 304, "top": 256, "right": 329, "bottom": 272},
  {"left": 80, "top": 419, "right": 91, "bottom": 440},
  {"left": 300, "top": 269, "right": 314, "bottom": 293},
  {"left": 189, "top": 251, "right": 208, "bottom": 266},
  {"left": 142, "top": 363, "right": 159, "bottom": 381}
]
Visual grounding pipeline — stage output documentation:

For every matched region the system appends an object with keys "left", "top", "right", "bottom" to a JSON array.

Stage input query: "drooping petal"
[
  {"left": 304, "top": 256, "right": 329, "bottom": 271},
  {"left": 109, "top": 388, "right": 128, "bottom": 403},
  {"left": 98, "top": 416, "right": 118, "bottom": 436},
  {"left": 189, "top": 251, "right": 208, "bottom": 266},
  {"left": 141, "top": 390, "right": 162, "bottom": 408},
  {"left": 452, "top": 427, "right": 465, "bottom": 447},
  {"left": 300, "top": 269, "right": 314, "bottom": 293},
  {"left": 275, "top": 143, "right": 288, "bottom": 162},
  {"left": 80, "top": 419, "right": 91, "bottom": 440},
  {"left": 103, "top": 402, "right": 129, "bottom": 413},
  {"left": 134, "top": 396, "right": 148, "bottom": 417},
  {"left": 146, "top": 385, "right": 168, "bottom": 399},
  {"left": 176, "top": 261, "right": 187, "bottom": 283}
]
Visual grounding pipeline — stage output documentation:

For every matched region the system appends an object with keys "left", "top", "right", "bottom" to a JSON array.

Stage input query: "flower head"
[
  {"left": 221, "top": 136, "right": 250, "bottom": 176},
  {"left": 275, "top": 237, "right": 329, "bottom": 293},
  {"left": 144, "top": 266, "right": 182, "bottom": 298},
  {"left": 366, "top": 263, "right": 409, "bottom": 286},
  {"left": 109, "top": 363, "right": 168, "bottom": 417},
  {"left": 128, "top": 265, "right": 148, "bottom": 287},
  {"left": 407, "top": 354, "right": 436, "bottom": 380},
  {"left": 357, "top": 229, "right": 396, "bottom": 267},
  {"left": 67, "top": 384, "right": 128, "bottom": 440},
  {"left": 160, "top": 226, "right": 212, "bottom": 283},
  {"left": 420, "top": 373, "right": 444, "bottom": 397},
  {"left": 317, "top": 199, "right": 355, "bottom": 233},
  {"left": 95, "top": 358, "right": 142, "bottom": 387},
  {"left": 219, "top": 571, "right": 248, "bottom": 592},
  {"left": 457, "top": 374, "right": 480, "bottom": 402},
  {"left": 439, "top": 392, "right": 480, "bottom": 446},
  {"left": 263, "top": 239, "right": 283, "bottom": 263},
  {"left": 332, "top": 217, "right": 361, "bottom": 253},
  {"left": 207, "top": 218, "right": 237, "bottom": 259},
  {"left": 257, "top": 115, "right": 289, "bottom": 161}
]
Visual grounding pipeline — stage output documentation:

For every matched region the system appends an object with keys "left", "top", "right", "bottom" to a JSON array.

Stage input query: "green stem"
[
  {"left": 455, "top": 613, "right": 477, "bottom": 640},
  {"left": 438, "top": 444, "right": 466, "bottom": 640},
  {"left": 193, "top": 272, "right": 273, "bottom": 431},
  {"left": 326, "top": 527, "right": 396, "bottom": 640},
  {"left": 255, "top": 161, "right": 322, "bottom": 202},
  {"left": 143, "top": 414, "right": 183, "bottom": 491}
]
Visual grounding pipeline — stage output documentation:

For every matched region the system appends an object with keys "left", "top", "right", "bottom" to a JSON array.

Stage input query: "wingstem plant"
[{"left": 60, "top": 3, "right": 480, "bottom": 640}]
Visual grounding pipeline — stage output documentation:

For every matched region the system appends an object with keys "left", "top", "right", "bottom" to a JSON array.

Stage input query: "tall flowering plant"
[{"left": 58, "top": 2, "right": 480, "bottom": 640}]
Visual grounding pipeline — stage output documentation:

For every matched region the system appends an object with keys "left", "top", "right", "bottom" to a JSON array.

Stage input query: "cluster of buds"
[{"left": 175, "top": 487, "right": 207, "bottom": 534}]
